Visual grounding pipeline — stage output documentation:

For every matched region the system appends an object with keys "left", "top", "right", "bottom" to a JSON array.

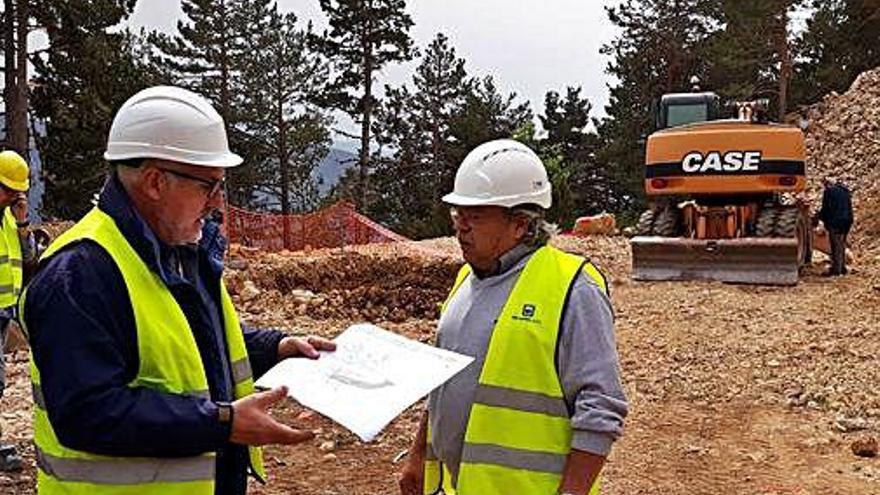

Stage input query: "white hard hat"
[
  {"left": 442, "top": 139, "right": 552, "bottom": 209},
  {"left": 104, "top": 86, "right": 242, "bottom": 168}
]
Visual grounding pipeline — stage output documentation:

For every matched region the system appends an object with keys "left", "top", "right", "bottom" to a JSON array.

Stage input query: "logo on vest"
[{"left": 512, "top": 303, "right": 541, "bottom": 323}]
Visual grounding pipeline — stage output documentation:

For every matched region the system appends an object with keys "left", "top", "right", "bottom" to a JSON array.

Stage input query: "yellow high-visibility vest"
[
  {"left": 22, "top": 207, "right": 265, "bottom": 495},
  {"left": 0, "top": 207, "right": 23, "bottom": 308},
  {"left": 424, "top": 245, "right": 608, "bottom": 495}
]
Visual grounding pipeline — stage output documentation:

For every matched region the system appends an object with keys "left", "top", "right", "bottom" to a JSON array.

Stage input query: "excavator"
[{"left": 630, "top": 88, "right": 811, "bottom": 285}]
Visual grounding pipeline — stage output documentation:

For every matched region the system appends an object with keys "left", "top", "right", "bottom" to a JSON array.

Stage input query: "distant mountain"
[
  {"left": 314, "top": 147, "right": 357, "bottom": 196},
  {"left": 249, "top": 146, "right": 357, "bottom": 210}
]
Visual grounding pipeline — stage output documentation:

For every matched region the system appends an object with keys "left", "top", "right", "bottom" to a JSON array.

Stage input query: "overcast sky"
[{"left": 130, "top": 0, "right": 622, "bottom": 144}]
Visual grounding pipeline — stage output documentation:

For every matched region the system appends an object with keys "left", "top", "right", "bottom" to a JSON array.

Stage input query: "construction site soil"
[
  {"left": 4, "top": 67, "right": 880, "bottom": 494},
  {"left": 2, "top": 235, "right": 879, "bottom": 495}
]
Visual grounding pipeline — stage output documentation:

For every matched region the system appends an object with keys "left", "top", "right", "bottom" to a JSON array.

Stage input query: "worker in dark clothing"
[
  {"left": 22, "top": 86, "right": 335, "bottom": 495},
  {"left": 816, "top": 177, "right": 853, "bottom": 276}
]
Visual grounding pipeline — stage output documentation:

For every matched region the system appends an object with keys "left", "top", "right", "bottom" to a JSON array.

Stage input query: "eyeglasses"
[
  {"left": 157, "top": 167, "right": 225, "bottom": 199},
  {"left": 449, "top": 206, "right": 508, "bottom": 226}
]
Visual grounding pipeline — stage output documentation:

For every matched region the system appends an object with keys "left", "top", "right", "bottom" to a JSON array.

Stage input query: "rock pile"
[
  {"left": 799, "top": 66, "right": 880, "bottom": 255},
  {"left": 226, "top": 243, "right": 461, "bottom": 324}
]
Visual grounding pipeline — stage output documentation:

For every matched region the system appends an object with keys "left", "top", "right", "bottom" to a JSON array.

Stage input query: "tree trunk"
[
  {"left": 359, "top": 48, "right": 373, "bottom": 210},
  {"left": 3, "top": 0, "right": 16, "bottom": 149},
  {"left": 9, "top": 0, "right": 29, "bottom": 156},
  {"left": 217, "top": 0, "right": 236, "bottom": 202},
  {"left": 218, "top": 0, "right": 229, "bottom": 120},
  {"left": 777, "top": 7, "right": 792, "bottom": 121},
  {"left": 279, "top": 117, "right": 289, "bottom": 215},
  {"left": 278, "top": 82, "right": 291, "bottom": 248},
  {"left": 358, "top": 2, "right": 374, "bottom": 210}
]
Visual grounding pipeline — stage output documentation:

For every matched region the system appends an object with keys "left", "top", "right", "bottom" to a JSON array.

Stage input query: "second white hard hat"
[
  {"left": 104, "top": 86, "right": 242, "bottom": 168},
  {"left": 442, "top": 139, "right": 552, "bottom": 209}
]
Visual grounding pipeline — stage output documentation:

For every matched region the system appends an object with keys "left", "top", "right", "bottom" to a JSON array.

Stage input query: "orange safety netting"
[{"left": 226, "top": 201, "right": 409, "bottom": 252}]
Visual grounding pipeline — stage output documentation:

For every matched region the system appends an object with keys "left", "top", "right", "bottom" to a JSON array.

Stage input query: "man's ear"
[
  {"left": 139, "top": 166, "right": 165, "bottom": 202},
  {"left": 513, "top": 213, "right": 531, "bottom": 239}
]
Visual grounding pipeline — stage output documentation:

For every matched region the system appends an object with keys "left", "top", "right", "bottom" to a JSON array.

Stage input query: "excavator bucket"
[{"left": 631, "top": 236, "right": 800, "bottom": 285}]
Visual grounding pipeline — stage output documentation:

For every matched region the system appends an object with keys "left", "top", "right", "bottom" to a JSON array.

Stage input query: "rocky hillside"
[{"left": 799, "top": 67, "right": 880, "bottom": 256}]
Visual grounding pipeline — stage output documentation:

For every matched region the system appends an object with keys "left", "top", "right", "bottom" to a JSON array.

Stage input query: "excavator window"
[{"left": 667, "top": 103, "right": 708, "bottom": 128}]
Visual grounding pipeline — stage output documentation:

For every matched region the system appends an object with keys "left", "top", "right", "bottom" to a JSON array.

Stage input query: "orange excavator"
[{"left": 630, "top": 90, "right": 811, "bottom": 285}]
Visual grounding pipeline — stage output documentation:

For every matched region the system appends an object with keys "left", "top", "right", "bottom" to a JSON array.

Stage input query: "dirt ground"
[{"left": 2, "top": 235, "right": 878, "bottom": 495}]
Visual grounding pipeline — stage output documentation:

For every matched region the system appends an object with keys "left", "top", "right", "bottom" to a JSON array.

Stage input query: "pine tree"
[
  {"left": 31, "top": 0, "right": 160, "bottom": 219},
  {"left": 447, "top": 75, "right": 533, "bottom": 165},
  {"left": 150, "top": 0, "right": 272, "bottom": 205},
  {"left": 538, "top": 87, "right": 611, "bottom": 227},
  {"left": 239, "top": 6, "right": 331, "bottom": 218},
  {"left": 1, "top": 0, "right": 29, "bottom": 156},
  {"left": 369, "top": 33, "right": 470, "bottom": 237},
  {"left": 541, "top": 87, "right": 592, "bottom": 157},
  {"left": 150, "top": 0, "right": 246, "bottom": 123},
  {"left": 314, "top": 0, "right": 415, "bottom": 209},
  {"left": 703, "top": 0, "right": 804, "bottom": 118},
  {"left": 596, "top": 0, "right": 715, "bottom": 216},
  {"left": 792, "top": 0, "right": 880, "bottom": 106},
  {"left": 355, "top": 35, "right": 531, "bottom": 237}
]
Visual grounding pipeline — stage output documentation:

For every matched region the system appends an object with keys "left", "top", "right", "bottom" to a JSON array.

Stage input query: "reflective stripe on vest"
[
  {"left": 426, "top": 245, "right": 607, "bottom": 495},
  {"left": 36, "top": 447, "right": 216, "bottom": 484},
  {"left": 0, "top": 207, "right": 23, "bottom": 307},
  {"left": 231, "top": 357, "right": 254, "bottom": 385},
  {"left": 24, "top": 207, "right": 265, "bottom": 495}
]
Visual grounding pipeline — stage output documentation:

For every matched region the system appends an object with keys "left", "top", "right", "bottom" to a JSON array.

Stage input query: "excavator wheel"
[
  {"left": 635, "top": 209, "right": 656, "bottom": 236},
  {"left": 653, "top": 206, "right": 680, "bottom": 237},
  {"left": 755, "top": 207, "right": 778, "bottom": 237},
  {"left": 772, "top": 207, "right": 799, "bottom": 238},
  {"left": 754, "top": 205, "right": 811, "bottom": 270},
  {"left": 796, "top": 211, "right": 811, "bottom": 267}
]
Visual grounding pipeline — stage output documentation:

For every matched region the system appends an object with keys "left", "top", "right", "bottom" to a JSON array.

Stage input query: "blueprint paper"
[{"left": 255, "top": 323, "right": 474, "bottom": 442}]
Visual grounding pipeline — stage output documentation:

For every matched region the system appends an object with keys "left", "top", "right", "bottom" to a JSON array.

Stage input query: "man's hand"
[
  {"left": 558, "top": 449, "right": 605, "bottom": 495},
  {"left": 277, "top": 335, "right": 336, "bottom": 360},
  {"left": 398, "top": 449, "right": 425, "bottom": 495},
  {"left": 229, "top": 386, "right": 314, "bottom": 446},
  {"left": 399, "top": 411, "right": 428, "bottom": 495},
  {"left": 10, "top": 194, "right": 27, "bottom": 224}
]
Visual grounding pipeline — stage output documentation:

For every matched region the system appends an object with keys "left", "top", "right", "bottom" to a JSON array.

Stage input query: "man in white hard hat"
[
  {"left": 0, "top": 149, "right": 34, "bottom": 471},
  {"left": 22, "top": 86, "right": 334, "bottom": 495},
  {"left": 399, "top": 139, "right": 628, "bottom": 495}
]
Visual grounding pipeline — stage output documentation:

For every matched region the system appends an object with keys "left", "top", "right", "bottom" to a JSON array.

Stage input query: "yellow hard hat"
[{"left": 0, "top": 150, "right": 29, "bottom": 191}]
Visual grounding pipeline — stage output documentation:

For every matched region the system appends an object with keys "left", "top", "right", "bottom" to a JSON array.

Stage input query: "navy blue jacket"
[
  {"left": 819, "top": 183, "right": 854, "bottom": 231},
  {"left": 24, "top": 175, "right": 285, "bottom": 495}
]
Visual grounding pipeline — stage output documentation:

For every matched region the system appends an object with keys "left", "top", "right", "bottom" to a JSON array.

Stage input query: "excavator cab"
[
  {"left": 657, "top": 92, "right": 721, "bottom": 129},
  {"left": 631, "top": 90, "right": 811, "bottom": 285}
]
